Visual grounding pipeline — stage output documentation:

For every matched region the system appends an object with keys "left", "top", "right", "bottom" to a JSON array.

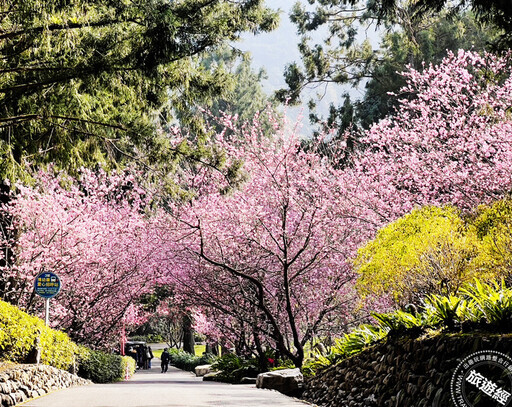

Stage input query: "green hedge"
[
  {"left": 77, "top": 346, "right": 136, "bottom": 383},
  {"left": 0, "top": 299, "right": 135, "bottom": 383},
  {"left": 0, "top": 300, "right": 76, "bottom": 369},
  {"left": 169, "top": 348, "right": 215, "bottom": 371}
]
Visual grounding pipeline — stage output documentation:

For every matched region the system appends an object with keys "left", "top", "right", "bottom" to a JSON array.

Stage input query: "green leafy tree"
[
  {"left": 204, "top": 48, "right": 273, "bottom": 121},
  {"left": 186, "top": 46, "right": 278, "bottom": 136},
  {"left": 375, "top": 0, "right": 511, "bottom": 48},
  {"left": 355, "top": 206, "right": 481, "bottom": 305},
  {"left": 355, "top": 11, "right": 498, "bottom": 128},
  {"left": 0, "top": 0, "right": 279, "bottom": 181}
]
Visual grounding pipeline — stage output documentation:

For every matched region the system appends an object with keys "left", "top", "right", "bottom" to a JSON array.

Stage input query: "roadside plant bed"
[
  {"left": 0, "top": 299, "right": 135, "bottom": 383},
  {"left": 169, "top": 349, "right": 215, "bottom": 372},
  {"left": 0, "top": 300, "right": 77, "bottom": 370},
  {"left": 303, "top": 279, "right": 512, "bottom": 375},
  {"left": 209, "top": 354, "right": 261, "bottom": 383}
]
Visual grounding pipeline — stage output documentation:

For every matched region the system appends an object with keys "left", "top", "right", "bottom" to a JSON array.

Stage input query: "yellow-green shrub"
[
  {"left": 0, "top": 300, "right": 76, "bottom": 369},
  {"left": 355, "top": 206, "right": 483, "bottom": 305},
  {"left": 472, "top": 199, "right": 512, "bottom": 281},
  {"left": 0, "top": 300, "right": 135, "bottom": 382},
  {"left": 121, "top": 355, "right": 136, "bottom": 379}
]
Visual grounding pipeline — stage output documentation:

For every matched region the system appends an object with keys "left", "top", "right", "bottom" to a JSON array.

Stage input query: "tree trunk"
[{"left": 182, "top": 313, "right": 195, "bottom": 354}]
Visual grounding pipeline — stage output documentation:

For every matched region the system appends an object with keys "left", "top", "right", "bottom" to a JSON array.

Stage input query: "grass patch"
[{"left": 151, "top": 344, "right": 207, "bottom": 360}]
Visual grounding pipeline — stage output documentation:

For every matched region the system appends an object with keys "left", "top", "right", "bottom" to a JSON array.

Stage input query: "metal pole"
[{"left": 45, "top": 298, "right": 50, "bottom": 326}]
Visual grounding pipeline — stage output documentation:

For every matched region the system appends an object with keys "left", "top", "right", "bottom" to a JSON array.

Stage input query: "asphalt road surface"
[{"left": 20, "top": 361, "right": 312, "bottom": 407}]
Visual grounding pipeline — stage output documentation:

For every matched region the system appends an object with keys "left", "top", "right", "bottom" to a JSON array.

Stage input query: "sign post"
[{"left": 34, "top": 272, "right": 61, "bottom": 326}]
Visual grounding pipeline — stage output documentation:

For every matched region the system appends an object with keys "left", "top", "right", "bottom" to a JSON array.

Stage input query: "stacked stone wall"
[
  {"left": 302, "top": 334, "right": 512, "bottom": 407},
  {"left": 0, "top": 363, "right": 90, "bottom": 406}
]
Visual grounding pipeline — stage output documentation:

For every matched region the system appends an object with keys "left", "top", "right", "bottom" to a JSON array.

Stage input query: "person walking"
[
  {"left": 142, "top": 345, "right": 149, "bottom": 370},
  {"left": 146, "top": 346, "right": 154, "bottom": 369},
  {"left": 136, "top": 345, "right": 144, "bottom": 370},
  {"left": 161, "top": 348, "right": 170, "bottom": 373}
]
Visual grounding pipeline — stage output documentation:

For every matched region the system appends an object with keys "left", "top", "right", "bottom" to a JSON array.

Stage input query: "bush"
[
  {"left": 168, "top": 348, "right": 215, "bottom": 371},
  {"left": 210, "top": 353, "right": 260, "bottom": 383},
  {"left": 0, "top": 300, "right": 77, "bottom": 370},
  {"left": 77, "top": 346, "right": 135, "bottom": 383},
  {"left": 0, "top": 299, "right": 135, "bottom": 383},
  {"left": 461, "top": 279, "right": 512, "bottom": 329}
]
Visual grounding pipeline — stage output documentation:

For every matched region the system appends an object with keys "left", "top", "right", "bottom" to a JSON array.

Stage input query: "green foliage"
[
  {"left": 424, "top": 294, "right": 469, "bottom": 329},
  {"left": 376, "top": 0, "right": 511, "bottom": 48},
  {"left": 302, "top": 325, "right": 388, "bottom": 375},
  {"left": 128, "top": 334, "right": 165, "bottom": 344},
  {"left": 0, "top": 0, "right": 279, "bottom": 181},
  {"left": 168, "top": 348, "right": 215, "bottom": 372},
  {"left": 304, "top": 279, "right": 512, "bottom": 374},
  {"left": 0, "top": 300, "right": 76, "bottom": 370},
  {"left": 335, "top": 325, "right": 389, "bottom": 358},
  {"left": 199, "top": 46, "right": 278, "bottom": 133},
  {"left": 210, "top": 353, "right": 260, "bottom": 383},
  {"left": 355, "top": 206, "right": 480, "bottom": 305},
  {"left": 461, "top": 280, "right": 512, "bottom": 329},
  {"left": 371, "top": 310, "right": 426, "bottom": 336},
  {"left": 77, "top": 346, "right": 135, "bottom": 383}
]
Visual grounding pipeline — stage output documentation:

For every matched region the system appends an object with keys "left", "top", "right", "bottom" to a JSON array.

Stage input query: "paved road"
[{"left": 20, "top": 361, "right": 312, "bottom": 407}]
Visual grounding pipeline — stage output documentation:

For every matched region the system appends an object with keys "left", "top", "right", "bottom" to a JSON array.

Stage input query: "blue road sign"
[{"left": 34, "top": 272, "right": 61, "bottom": 299}]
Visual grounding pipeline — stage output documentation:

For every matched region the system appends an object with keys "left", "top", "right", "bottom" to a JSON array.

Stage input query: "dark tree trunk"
[{"left": 182, "top": 313, "right": 195, "bottom": 354}]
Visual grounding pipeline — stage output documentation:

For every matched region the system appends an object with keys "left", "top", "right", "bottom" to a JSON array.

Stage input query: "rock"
[
  {"left": 1, "top": 394, "right": 13, "bottom": 407},
  {"left": 0, "top": 363, "right": 91, "bottom": 406},
  {"left": 240, "top": 377, "right": 257, "bottom": 384},
  {"left": 194, "top": 364, "right": 212, "bottom": 377},
  {"left": 202, "top": 371, "right": 222, "bottom": 381},
  {"left": 256, "top": 368, "right": 303, "bottom": 396}
]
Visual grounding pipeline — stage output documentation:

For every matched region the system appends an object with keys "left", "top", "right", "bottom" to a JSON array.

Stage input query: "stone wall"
[
  {"left": 0, "top": 363, "right": 90, "bottom": 406},
  {"left": 302, "top": 334, "right": 512, "bottom": 407}
]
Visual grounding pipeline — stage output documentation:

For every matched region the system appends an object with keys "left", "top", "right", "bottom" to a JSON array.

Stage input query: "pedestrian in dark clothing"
[
  {"left": 161, "top": 348, "right": 170, "bottom": 373},
  {"left": 142, "top": 345, "right": 149, "bottom": 370},
  {"left": 146, "top": 346, "right": 154, "bottom": 369},
  {"left": 136, "top": 345, "right": 144, "bottom": 370}
]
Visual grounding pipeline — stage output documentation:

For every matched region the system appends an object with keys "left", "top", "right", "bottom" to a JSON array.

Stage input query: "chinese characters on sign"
[{"left": 34, "top": 272, "right": 61, "bottom": 299}]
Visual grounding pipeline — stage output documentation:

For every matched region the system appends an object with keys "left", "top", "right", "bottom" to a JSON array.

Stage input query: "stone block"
[
  {"left": 194, "top": 364, "right": 212, "bottom": 377},
  {"left": 202, "top": 371, "right": 222, "bottom": 381},
  {"left": 256, "top": 368, "right": 303, "bottom": 396}
]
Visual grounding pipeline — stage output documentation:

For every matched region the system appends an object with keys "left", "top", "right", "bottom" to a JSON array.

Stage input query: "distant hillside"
[{"left": 236, "top": 0, "right": 374, "bottom": 136}]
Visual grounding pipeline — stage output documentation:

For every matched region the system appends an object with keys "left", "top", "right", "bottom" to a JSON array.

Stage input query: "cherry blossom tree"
[
  {"left": 0, "top": 169, "right": 166, "bottom": 345},
  {"left": 167, "top": 114, "right": 367, "bottom": 368},
  {"left": 172, "top": 51, "right": 512, "bottom": 365},
  {"left": 350, "top": 50, "right": 512, "bottom": 223}
]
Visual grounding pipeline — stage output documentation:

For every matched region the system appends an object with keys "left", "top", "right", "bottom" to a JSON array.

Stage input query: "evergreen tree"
[
  {"left": 278, "top": 1, "right": 497, "bottom": 144},
  {"left": 0, "top": 0, "right": 279, "bottom": 181}
]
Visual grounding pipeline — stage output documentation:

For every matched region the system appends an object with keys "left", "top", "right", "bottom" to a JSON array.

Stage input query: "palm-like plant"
[
  {"left": 461, "top": 279, "right": 512, "bottom": 330},
  {"left": 423, "top": 294, "right": 468, "bottom": 330}
]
